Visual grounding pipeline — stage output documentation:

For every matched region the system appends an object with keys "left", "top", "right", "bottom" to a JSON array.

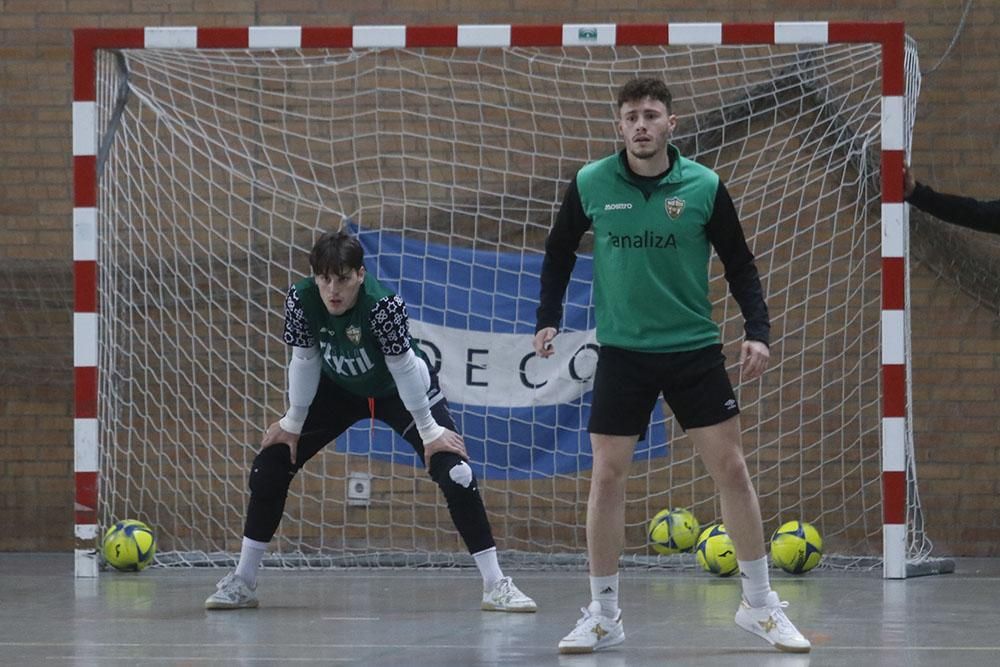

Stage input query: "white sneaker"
[
  {"left": 557, "top": 601, "right": 625, "bottom": 654},
  {"left": 204, "top": 572, "right": 259, "bottom": 610},
  {"left": 481, "top": 576, "right": 537, "bottom": 613},
  {"left": 735, "top": 591, "right": 811, "bottom": 653}
]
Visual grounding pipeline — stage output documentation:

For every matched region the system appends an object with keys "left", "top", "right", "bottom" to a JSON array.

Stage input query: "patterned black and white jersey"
[
  {"left": 282, "top": 287, "right": 314, "bottom": 348},
  {"left": 283, "top": 286, "right": 413, "bottom": 357}
]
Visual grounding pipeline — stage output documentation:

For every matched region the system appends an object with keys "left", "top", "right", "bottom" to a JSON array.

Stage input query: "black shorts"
[
  {"left": 588, "top": 343, "right": 739, "bottom": 435},
  {"left": 294, "top": 372, "right": 454, "bottom": 469}
]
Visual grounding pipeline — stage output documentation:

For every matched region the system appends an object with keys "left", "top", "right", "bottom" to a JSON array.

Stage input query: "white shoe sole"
[
  {"left": 481, "top": 601, "right": 537, "bottom": 613},
  {"left": 205, "top": 599, "right": 259, "bottom": 610},
  {"left": 557, "top": 631, "right": 625, "bottom": 654},
  {"left": 735, "top": 616, "right": 811, "bottom": 653}
]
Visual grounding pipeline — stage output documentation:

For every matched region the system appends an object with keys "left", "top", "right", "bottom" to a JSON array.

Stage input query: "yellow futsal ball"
[
  {"left": 647, "top": 508, "right": 700, "bottom": 555},
  {"left": 102, "top": 519, "right": 157, "bottom": 572},
  {"left": 770, "top": 520, "right": 823, "bottom": 574},
  {"left": 695, "top": 523, "right": 738, "bottom": 576}
]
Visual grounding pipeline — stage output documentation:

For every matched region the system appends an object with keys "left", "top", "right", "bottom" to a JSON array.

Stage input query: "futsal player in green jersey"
[
  {"left": 534, "top": 78, "right": 810, "bottom": 654},
  {"left": 205, "top": 230, "right": 535, "bottom": 614}
]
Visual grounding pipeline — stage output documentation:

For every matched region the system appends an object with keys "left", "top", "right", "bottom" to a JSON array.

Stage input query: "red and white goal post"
[{"left": 73, "top": 22, "right": 952, "bottom": 579}]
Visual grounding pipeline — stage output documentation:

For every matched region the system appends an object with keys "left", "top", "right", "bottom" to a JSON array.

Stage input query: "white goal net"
[{"left": 92, "top": 35, "right": 933, "bottom": 571}]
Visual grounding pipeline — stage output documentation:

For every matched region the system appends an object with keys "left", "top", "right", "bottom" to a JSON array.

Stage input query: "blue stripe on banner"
[
  {"left": 353, "top": 226, "right": 596, "bottom": 333},
  {"left": 335, "top": 226, "right": 670, "bottom": 479}
]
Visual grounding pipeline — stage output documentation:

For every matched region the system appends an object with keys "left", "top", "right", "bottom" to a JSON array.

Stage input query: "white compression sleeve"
[
  {"left": 384, "top": 349, "right": 445, "bottom": 444},
  {"left": 278, "top": 345, "right": 321, "bottom": 435}
]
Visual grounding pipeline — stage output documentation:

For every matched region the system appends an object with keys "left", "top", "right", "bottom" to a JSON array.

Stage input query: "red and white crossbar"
[{"left": 72, "top": 21, "right": 909, "bottom": 578}]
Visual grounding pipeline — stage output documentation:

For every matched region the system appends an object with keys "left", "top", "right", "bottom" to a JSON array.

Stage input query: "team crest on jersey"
[
  {"left": 664, "top": 197, "right": 685, "bottom": 220},
  {"left": 345, "top": 325, "right": 362, "bottom": 345}
]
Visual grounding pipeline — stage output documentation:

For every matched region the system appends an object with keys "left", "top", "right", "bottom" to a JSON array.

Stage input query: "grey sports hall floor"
[{"left": 2, "top": 554, "right": 998, "bottom": 666}]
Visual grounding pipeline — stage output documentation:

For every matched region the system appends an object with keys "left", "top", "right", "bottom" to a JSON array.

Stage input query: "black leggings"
[{"left": 243, "top": 374, "right": 495, "bottom": 554}]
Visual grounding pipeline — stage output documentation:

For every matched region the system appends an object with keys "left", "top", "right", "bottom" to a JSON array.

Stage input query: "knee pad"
[
  {"left": 428, "top": 453, "right": 476, "bottom": 491},
  {"left": 248, "top": 445, "right": 295, "bottom": 499}
]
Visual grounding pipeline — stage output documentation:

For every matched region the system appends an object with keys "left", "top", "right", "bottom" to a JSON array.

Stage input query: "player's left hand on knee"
[
  {"left": 740, "top": 340, "right": 770, "bottom": 381},
  {"left": 424, "top": 429, "right": 468, "bottom": 465}
]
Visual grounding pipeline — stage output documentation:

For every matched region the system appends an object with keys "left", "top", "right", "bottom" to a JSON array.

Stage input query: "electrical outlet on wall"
[{"left": 347, "top": 471, "right": 371, "bottom": 507}]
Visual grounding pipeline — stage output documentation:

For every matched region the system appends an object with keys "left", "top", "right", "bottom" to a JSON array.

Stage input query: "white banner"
[{"left": 410, "top": 321, "right": 598, "bottom": 408}]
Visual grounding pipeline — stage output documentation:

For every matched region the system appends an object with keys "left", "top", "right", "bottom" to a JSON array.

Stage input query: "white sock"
[
  {"left": 590, "top": 573, "right": 620, "bottom": 617},
  {"left": 738, "top": 556, "right": 771, "bottom": 607},
  {"left": 473, "top": 546, "right": 504, "bottom": 590},
  {"left": 234, "top": 537, "right": 267, "bottom": 588}
]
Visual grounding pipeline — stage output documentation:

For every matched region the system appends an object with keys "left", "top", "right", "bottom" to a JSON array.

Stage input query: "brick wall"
[{"left": 1, "top": 1, "right": 997, "bottom": 556}]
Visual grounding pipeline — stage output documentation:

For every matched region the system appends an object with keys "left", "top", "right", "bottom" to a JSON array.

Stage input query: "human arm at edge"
[
  {"left": 534, "top": 177, "right": 592, "bottom": 355},
  {"left": 906, "top": 180, "right": 1000, "bottom": 235},
  {"left": 705, "top": 180, "right": 771, "bottom": 347}
]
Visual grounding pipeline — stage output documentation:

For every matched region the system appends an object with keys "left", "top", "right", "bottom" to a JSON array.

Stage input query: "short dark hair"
[
  {"left": 617, "top": 78, "right": 673, "bottom": 113},
  {"left": 309, "top": 230, "right": 364, "bottom": 277}
]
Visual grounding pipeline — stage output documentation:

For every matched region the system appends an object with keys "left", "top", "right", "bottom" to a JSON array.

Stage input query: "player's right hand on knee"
[
  {"left": 423, "top": 429, "right": 468, "bottom": 466},
  {"left": 262, "top": 421, "right": 301, "bottom": 465}
]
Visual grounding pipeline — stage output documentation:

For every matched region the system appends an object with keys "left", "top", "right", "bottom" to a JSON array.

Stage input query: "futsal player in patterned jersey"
[
  {"left": 533, "top": 78, "right": 810, "bottom": 654},
  {"left": 205, "top": 230, "right": 535, "bottom": 613}
]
